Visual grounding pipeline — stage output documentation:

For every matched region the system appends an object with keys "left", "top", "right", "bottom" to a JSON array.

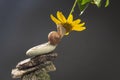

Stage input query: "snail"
[{"left": 26, "top": 25, "right": 66, "bottom": 56}]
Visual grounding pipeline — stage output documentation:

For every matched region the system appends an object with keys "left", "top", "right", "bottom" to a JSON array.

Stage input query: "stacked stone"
[{"left": 11, "top": 52, "right": 57, "bottom": 80}]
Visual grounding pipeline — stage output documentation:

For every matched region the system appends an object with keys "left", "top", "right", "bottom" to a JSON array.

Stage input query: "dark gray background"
[{"left": 0, "top": 0, "right": 120, "bottom": 80}]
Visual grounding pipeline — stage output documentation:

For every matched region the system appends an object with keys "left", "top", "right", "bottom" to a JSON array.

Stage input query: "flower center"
[{"left": 63, "top": 23, "right": 72, "bottom": 33}]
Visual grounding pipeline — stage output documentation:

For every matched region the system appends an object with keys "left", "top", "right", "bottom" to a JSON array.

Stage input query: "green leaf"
[
  {"left": 81, "top": 0, "right": 91, "bottom": 5},
  {"left": 93, "top": 0, "right": 102, "bottom": 7},
  {"left": 105, "top": 0, "right": 109, "bottom": 7},
  {"left": 77, "top": 0, "right": 90, "bottom": 15}
]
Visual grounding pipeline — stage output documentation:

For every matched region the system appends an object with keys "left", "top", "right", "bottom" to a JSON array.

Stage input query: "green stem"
[{"left": 69, "top": 0, "right": 78, "bottom": 15}]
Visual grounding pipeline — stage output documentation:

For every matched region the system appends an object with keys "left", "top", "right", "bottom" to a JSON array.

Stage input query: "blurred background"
[{"left": 0, "top": 0, "right": 120, "bottom": 80}]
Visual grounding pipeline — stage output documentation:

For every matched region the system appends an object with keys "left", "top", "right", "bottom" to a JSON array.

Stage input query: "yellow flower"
[{"left": 50, "top": 11, "right": 86, "bottom": 35}]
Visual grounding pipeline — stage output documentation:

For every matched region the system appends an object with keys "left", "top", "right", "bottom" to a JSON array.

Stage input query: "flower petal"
[
  {"left": 65, "top": 32, "right": 69, "bottom": 35},
  {"left": 78, "top": 22, "right": 85, "bottom": 27},
  {"left": 72, "top": 26, "right": 86, "bottom": 31},
  {"left": 57, "top": 11, "right": 66, "bottom": 23},
  {"left": 50, "top": 14, "right": 61, "bottom": 25},
  {"left": 73, "top": 19, "right": 81, "bottom": 24},
  {"left": 67, "top": 14, "right": 73, "bottom": 23}
]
